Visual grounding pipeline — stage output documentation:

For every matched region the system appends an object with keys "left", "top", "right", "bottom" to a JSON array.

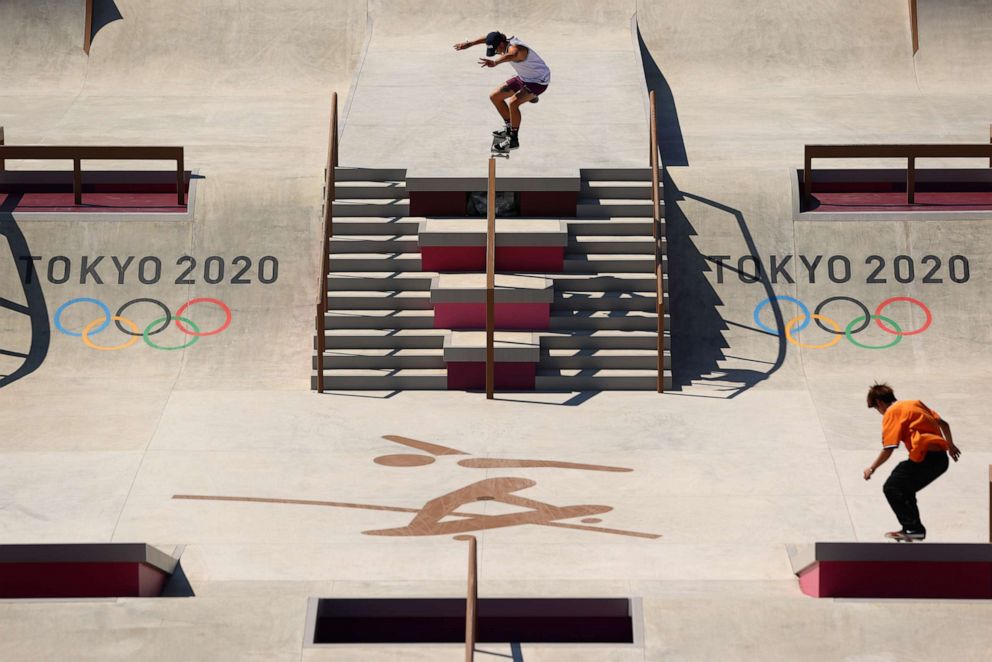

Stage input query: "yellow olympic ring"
[
  {"left": 82, "top": 316, "right": 141, "bottom": 351},
  {"left": 785, "top": 314, "right": 842, "bottom": 350}
]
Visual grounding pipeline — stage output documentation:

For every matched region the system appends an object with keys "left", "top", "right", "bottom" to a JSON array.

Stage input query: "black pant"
[{"left": 883, "top": 451, "right": 948, "bottom": 533}]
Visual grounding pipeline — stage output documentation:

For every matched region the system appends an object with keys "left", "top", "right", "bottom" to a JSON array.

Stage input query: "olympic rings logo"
[
  {"left": 753, "top": 296, "right": 933, "bottom": 350},
  {"left": 54, "top": 297, "right": 232, "bottom": 351}
]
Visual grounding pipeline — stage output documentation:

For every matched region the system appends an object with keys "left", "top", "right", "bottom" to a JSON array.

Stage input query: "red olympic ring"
[
  {"left": 173, "top": 298, "right": 232, "bottom": 337},
  {"left": 873, "top": 297, "right": 932, "bottom": 336}
]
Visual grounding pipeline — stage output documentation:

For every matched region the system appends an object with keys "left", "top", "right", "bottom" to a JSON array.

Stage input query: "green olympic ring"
[
  {"left": 143, "top": 316, "right": 201, "bottom": 351},
  {"left": 844, "top": 315, "right": 903, "bottom": 350}
]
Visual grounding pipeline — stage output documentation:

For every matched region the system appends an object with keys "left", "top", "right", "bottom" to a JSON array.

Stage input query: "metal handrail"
[
  {"left": 84, "top": 0, "right": 94, "bottom": 55},
  {"left": 456, "top": 534, "right": 478, "bottom": 661},
  {"left": 649, "top": 90, "right": 665, "bottom": 393},
  {"left": 908, "top": 0, "right": 919, "bottom": 55},
  {"left": 315, "top": 92, "right": 338, "bottom": 393},
  {"left": 804, "top": 143, "right": 992, "bottom": 209},
  {"left": 486, "top": 158, "right": 496, "bottom": 400},
  {"left": 0, "top": 144, "right": 185, "bottom": 205}
]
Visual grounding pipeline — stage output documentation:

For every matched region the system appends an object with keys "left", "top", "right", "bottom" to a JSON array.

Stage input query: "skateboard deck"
[{"left": 885, "top": 531, "right": 923, "bottom": 543}]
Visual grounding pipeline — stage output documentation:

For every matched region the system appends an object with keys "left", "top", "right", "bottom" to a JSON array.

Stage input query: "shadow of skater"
[
  {"left": 90, "top": 0, "right": 124, "bottom": 48},
  {"left": 665, "top": 177, "right": 787, "bottom": 397},
  {"left": 0, "top": 193, "right": 50, "bottom": 388}
]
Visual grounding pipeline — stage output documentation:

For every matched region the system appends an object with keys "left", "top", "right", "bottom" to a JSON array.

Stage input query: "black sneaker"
[
  {"left": 492, "top": 126, "right": 510, "bottom": 139},
  {"left": 494, "top": 134, "right": 519, "bottom": 152}
]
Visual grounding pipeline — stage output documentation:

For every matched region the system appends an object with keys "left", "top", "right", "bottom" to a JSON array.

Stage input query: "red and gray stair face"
[{"left": 314, "top": 167, "right": 671, "bottom": 391}]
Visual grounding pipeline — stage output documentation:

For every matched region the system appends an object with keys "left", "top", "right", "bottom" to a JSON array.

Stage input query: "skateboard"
[
  {"left": 491, "top": 133, "right": 510, "bottom": 159},
  {"left": 885, "top": 531, "right": 924, "bottom": 543}
]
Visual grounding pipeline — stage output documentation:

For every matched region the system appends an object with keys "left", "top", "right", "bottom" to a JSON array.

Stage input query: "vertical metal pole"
[
  {"left": 73, "top": 158, "right": 82, "bottom": 205},
  {"left": 650, "top": 91, "right": 663, "bottom": 393},
  {"left": 908, "top": 0, "right": 919, "bottom": 55},
  {"left": 486, "top": 158, "right": 496, "bottom": 400},
  {"left": 907, "top": 156, "right": 916, "bottom": 204},
  {"left": 84, "top": 0, "right": 94, "bottom": 55},
  {"left": 177, "top": 150, "right": 185, "bottom": 205},
  {"left": 455, "top": 535, "right": 478, "bottom": 662}
]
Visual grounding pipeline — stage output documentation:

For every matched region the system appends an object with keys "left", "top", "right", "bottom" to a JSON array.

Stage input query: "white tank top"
[{"left": 508, "top": 37, "right": 551, "bottom": 86}]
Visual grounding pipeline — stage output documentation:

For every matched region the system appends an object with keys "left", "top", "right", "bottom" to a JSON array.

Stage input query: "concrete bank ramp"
[
  {"left": 0, "top": 0, "right": 367, "bottom": 391},
  {"left": 341, "top": 0, "right": 648, "bottom": 181}
]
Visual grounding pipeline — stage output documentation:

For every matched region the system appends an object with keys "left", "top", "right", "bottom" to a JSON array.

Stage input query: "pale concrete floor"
[{"left": 3, "top": 0, "right": 992, "bottom": 660}]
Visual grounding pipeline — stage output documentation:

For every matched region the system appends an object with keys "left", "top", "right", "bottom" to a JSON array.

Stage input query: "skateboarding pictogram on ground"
[{"left": 174, "top": 434, "right": 661, "bottom": 540}]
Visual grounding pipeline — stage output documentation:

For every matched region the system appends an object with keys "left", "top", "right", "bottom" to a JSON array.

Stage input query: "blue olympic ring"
[
  {"left": 54, "top": 297, "right": 112, "bottom": 337},
  {"left": 753, "top": 296, "right": 811, "bottom": 334}
]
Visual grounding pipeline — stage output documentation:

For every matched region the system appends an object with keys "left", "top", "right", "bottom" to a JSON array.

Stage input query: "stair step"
[
  {"left": 565, "top": 219, "right": 656, "bottom": 236},
  {"left": 542, "top": 348, "right": 671, "bottom": 369},
  {"left": 568, "top": 236, "right": 658, "bottom": 254},
  {"left": 315, "top": 368, "right": 447, "bottom": 390},
  {"left": 330, "top": 235, "right": 419, "bottom": 253},
  {"left": 315, "top": 349, "right": 445, "bottom": 370},
  {"left": 580, "top": 168, "right": 651, "bottom": 181},
  {"left": 580, "top": 181, "right": 656, "bottom": 199},
  {"left": 334, "top": 167, "right": 406, "bottom": 182},
  {"left": 577, "top": 199, "right": 659, "bottom": 218},
  {"left": 535, "top": 368, "right": 673, "bottom": 391},
  {"left": 332, "top": 200, "right": 410, "bottom": 217},
  {"left": 549, "top": 310, "right": 666, "bottom": 331},
  {"left": 539, "top": 330, "right": 670, "bottom": 350},
  {"left": 335, "top": 181, "right": 408, "bottom": 198},
  {"left": 563, "top": 254, "right": 662, "bottom": 273},
  {"left": 321, "top": 329, "right": 448, "bottom": 349},
  {"left": 333, "top": 219, "right": 424, "bottom": 235},
  {"left": 325, "top": 309, "right": 434, "bottom": 329},
  {"left": 327, "top": 291, "right": 432, "bottom": 310},
  {"left": 554, "top": 291, "right": 661, "bottom": 311},
  {"left": 330, "top": 253, "right": 422, "bottom": 271},
  {"left": 328, "top": 272, "right": 436, "bottom": 291},
  {"left": 548, "top": 272, "right": 668, "bottom": 291}
]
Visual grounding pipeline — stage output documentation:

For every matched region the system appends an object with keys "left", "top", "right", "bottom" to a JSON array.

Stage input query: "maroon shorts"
[{"left": 506, "top": 76, "right": 548, "bottom": 97}]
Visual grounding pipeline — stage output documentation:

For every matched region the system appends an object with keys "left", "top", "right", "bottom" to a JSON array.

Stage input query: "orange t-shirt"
[{"left": 881, "top": 400, "right": 949, "bottom": 462}]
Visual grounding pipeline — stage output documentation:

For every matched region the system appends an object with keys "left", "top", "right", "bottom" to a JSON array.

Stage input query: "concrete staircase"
[
  {"left": 537, "top": 168, "right": 672, "bottom": 391},
  {"left": 314, "top": 166, "right": 672, "bottom": 391},
  {"left": 317, "top": 167, "right": 447, "bottom": 390}
]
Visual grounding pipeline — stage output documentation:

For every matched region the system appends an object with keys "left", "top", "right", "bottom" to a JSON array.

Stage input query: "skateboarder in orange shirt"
[{"left": 863, "top": 383, "right": 962, "bottom": 541}]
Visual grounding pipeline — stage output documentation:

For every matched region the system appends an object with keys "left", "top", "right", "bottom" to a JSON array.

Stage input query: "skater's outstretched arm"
[
  {"left": 478, "top": 45, "right": 527, "bottom": 68},
  {"left": 864, "top": 448, "right": 894, "bottom": 481},
  {"left": 453, "top": 36, "right": 487, "bottom": 50}
]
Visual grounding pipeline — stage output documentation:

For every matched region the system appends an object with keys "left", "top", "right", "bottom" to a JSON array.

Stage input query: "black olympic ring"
[
  {"left": 113, "top": 298, "right": 173, "bottom": 336},
  {"left": 813, "top": 296, "right": 871, "bottom": 335}
]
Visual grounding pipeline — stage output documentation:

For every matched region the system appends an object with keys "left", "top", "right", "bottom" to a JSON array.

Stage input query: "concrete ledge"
[
  {"left": 787, "top": 542, "right": 992, "bottom": 599},
  {"left": 0, "top": 543, "right": 181, "bottom": 599},
  {"left": 0, "top": 543, "right": 180, "bottom": 574},
  {"left": 430, "top": 274, "right": 554, "bottom": 304},
  {"left": 443, "top": 331, "right": 540, "bottom": 363},
  {"left": 405, "top": 175, "right": 580, "bottom": 193},
  {"left": 792, "top": 168, "right": 992, "bottom": 222},
  {"left": 418, "top": 219, "right": 568, "bottom": 247}
]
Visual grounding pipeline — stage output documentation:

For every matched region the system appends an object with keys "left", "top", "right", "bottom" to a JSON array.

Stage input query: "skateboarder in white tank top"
[{"left": 454, "top": 31, "right": 551, "bottom": 152}]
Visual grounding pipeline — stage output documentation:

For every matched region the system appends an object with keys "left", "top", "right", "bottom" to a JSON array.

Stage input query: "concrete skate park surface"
[{"left": 2, "top": 1, "right": 992, "bottom": 660}]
